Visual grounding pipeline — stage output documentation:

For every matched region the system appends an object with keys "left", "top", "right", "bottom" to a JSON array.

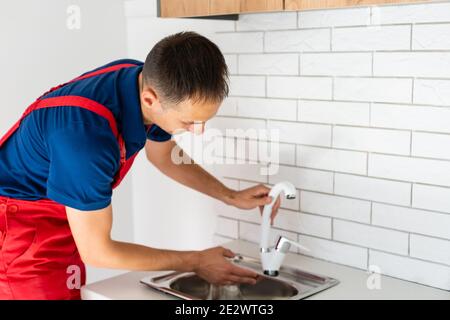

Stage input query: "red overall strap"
[
  {"left": 38, "top": 63, "right": 138, "bottom": 100},
  {"left": 0, "top": 63, "right": 138, "bottom": 186},
  {"left": 0, "top": 63, "right": 136, "bottom": 147}
]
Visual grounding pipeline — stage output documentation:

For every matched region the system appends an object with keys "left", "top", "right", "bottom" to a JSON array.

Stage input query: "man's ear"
[{"left": 141, "top": 87, "right": 162, "bottom": 112}]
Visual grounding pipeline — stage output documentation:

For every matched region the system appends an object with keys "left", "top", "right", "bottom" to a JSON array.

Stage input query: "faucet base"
[{"left": 263, "top": 270, "right": 279, "bottom": 277}]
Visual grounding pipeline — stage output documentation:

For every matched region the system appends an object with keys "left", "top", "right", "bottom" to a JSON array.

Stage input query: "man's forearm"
[
  {"left": 87, "top": 240, "right": 199, "bottom": 272},
  {"left": 153, "top": 151, "right": 236, "bottom": 205}
]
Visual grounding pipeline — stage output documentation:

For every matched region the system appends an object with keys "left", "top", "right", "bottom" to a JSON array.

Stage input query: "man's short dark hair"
[{"left": 143, "top": 31, "right": 229, "bottom": 105}]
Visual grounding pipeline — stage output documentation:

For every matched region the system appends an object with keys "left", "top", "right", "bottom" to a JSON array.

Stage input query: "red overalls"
[{"left": 0, "top": 63, "right": 140, "bottom": 300}]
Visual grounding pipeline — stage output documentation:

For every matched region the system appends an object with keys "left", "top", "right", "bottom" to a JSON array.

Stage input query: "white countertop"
[{"left": 81, "top": 240, "right": 450, "bottom": 300}]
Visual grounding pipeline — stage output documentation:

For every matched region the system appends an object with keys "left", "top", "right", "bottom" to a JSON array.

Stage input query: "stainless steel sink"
[{"left": 140, "top": 254, "right": 339, "bottom": 300}]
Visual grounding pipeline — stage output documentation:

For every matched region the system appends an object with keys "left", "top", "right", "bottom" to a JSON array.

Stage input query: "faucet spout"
[
  {"left": 259, "top": 181, "right": 310, "bottom": 276},
  {"left": 260, "top": 181, "right": 296, "bottom": 251}
]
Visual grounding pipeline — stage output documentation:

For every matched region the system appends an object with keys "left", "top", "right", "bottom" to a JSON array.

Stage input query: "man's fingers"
[
  {"left": 230, "top": 264, "right": 259, "bottom": 279},
  {"left": 270, "top": 196, "right": 281, "bottom": 224},
  {"left": 222, "top": 248, "right": 235, "bottom": 258},
  {"left": 226, "top": 275, "right": 257, "bottom": 285},
  {"left": 251, "top": 184, "right": 270, "bottom": 197},
  {"left": 256, "top": 196, "right": 272, "bottom": 207}
]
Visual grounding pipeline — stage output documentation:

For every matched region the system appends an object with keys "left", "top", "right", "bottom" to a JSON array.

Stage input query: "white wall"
[
  {"left": 0, "top": 0, "right": 132, "bottom": 283},
  {"left": 208, "top": 1, "right": 450, "bottom": 291}
]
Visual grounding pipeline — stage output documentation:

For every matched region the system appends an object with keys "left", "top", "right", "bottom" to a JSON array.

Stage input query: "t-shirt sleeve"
[
  {"left": 46, "top": 123, "right": 120, "bottom": 211},
  {"left": 146, "top": 124, "right": 172, "bottom": 142}
]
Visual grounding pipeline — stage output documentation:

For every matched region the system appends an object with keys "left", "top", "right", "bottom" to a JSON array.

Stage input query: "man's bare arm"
[
  {"left": 145, "top": 139, "right": 280, "bottom": 220},
  {"left": 145, "top": 139, "right": 235, "bottom": 204},
  {"left": 66, "top": 204, "right": 258, "bottom": 285}
]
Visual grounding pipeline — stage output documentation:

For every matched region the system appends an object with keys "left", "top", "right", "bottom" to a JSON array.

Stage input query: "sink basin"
[{"left": 140, "top": 254, "right": 339, "bottom": 300}]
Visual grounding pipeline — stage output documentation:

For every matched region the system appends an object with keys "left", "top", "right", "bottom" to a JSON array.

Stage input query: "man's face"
[{"left": 152, "top": 98, "right": 221, "bottom": 136}]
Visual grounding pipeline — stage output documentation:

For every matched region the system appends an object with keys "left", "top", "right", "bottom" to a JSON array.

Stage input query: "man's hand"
[
  {"left": 194, "top": 247, "right": 259, "bottom": 285},
  {"left": 225, "top": 184, "right": 281, "bottom": 225}
]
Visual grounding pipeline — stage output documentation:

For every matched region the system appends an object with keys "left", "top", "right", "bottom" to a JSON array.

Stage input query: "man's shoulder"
[{"left": 85, "top": 59, "right": 143, "bottom": 74}]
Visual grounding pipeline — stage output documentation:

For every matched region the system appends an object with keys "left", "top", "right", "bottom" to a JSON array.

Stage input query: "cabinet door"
[
  {"left": 160, "top": 0, "right": 209, "bottom": 18},
  {"left": 285, "top": 0, "right": 433, "bottom": 10},
  {"left": 240, "top": 0, "right": 284, "bottom": 13},
  {"left": 210, "top": 0, "right": 284, "bottom": 15},
  {"left": 210, "top": 0, "right": 240, "bottom": 15}
]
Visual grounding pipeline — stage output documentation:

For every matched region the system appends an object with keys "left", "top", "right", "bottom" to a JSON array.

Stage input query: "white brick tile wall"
[
  {"left": 414, "top": 79, "right": 450, "bottom": 107},
  {"left": 239, "top": 54, "right": 299, "bottom": 75},
  {"left": 297, "top": 145, "right": 367, "bottom": 175},
  {"left": 216, "top": 216, "right": 239, "bottom": 239},
  {"left": 301, "top": 53, "right": 372, "bottom": 76},
  {"left": 372, "top": 203, "right": 450, "bottom": 240},
  {"left": 332, "top": 25, "right": 411, "bottom": 51},
  {"left": 298, "top": 7, "right": 371, "bottom": 28},
  {"left": 267, "top": 120, "right": 332, "bottom": 146},
  {"left": 335, "top": 174, "right": 411, "bottom": 205},
  {"left": 234, "top": 141, "right": 297, "bottom": 166},
  {"left": 277, "top": 143, "right": 297, "bottom": 167},
  {"left": 334, "top": 77, "right": 413, "bottom": 103},
  {"left": 208, "top": 1, "right": 450, "bottom": 290},
  {"left": 374, "top": 52, "right": 450, "bottom": 78},
  {"left": 369, "top": 154, "right": 450, "bottom": 187},
  {"left": 372, "top": 2, "right": 450, "bottom": 24},
  {"left": 412, "top": 184, "right": 450, "bottom": 214},
  {"left": 239, "top": 221, "right": 298, "bottom": 252},
  {"left": 265, "top": 29, "right": 331, "bottom": 52},
  {"left": 229, "top": 75, "right": 266, "bottom": 97},
  {"left": 333, "top": 126, "right": 411, "bottom": 155},
  {"left": 413, "top": 24, "right": 450, "bottom": 50},
  {"left": 243, "top": 141, "right": 297, "bottom": 166},
  {"left": 213, "top": 161, "right": 268, "bottom": 183},
  {"left": 237, "top": 12, "right": 297, "bottom": 31},
  {"left": 410, "top": 234, "right": 450, "bottom": 266},
  {"left": 236, "top": 97, "right": 297, "bottom": 120},
  {"left": 208, "top": 116, "right": 266, "bottom": 132},
  {"left": 298, "top": 234, "right": 368, "bottom": 269},
  {"left": 224, "top": 54, "right": 238, "bottom": 74},
  {"left": 213, "top": 235, "right": 235, "bottom": 246},
  {"left": 270, "top": 165, "right": 334, "bottom": 193},
  {"left": 267, "top": 76, "right": 333, "bottom": 100},
  {"left": 412, "top": 132, "right": 450, "bottom": 160},
  {"left": 217, "top": 97, "right": 238, "bottom": 116},
  {"left": 334, "top": 220, "right": 409, "bottom": 255},
  {"left": 300, "top": 191, "right": 371, "bottom": 223},
  {"left": 371, "top": 103, "right": 450, "bottom": 133},
  {"left": 212, "top": 32, "right": 263, "bottom": 53},
  {"left": 298, "top": 100, "right": 370, "bottom": 126},
  {"left": 273, "top": 209, "right": 332, "bottom": 239},
  {"left": 369, "top": 250, "right": 450, "bottom": 290}
]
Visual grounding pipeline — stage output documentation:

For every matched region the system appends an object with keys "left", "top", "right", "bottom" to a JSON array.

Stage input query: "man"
[{"left": 0, "top": 31, "right": 281, "bottom": 300}]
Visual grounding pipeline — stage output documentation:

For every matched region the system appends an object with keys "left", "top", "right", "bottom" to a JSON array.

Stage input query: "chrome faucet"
[{"left": 260, "top": 181, "right": 310, "bottom": 276}]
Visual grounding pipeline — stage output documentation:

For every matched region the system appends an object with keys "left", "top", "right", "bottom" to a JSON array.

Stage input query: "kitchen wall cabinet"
[
  {"left": 160, "top": 0, "right": 210, "bottom": 18},
  {"left": 285, "top": 0, "right": 433, "bottom": 11},
  {"left": 210, "top": 0, "right": 284, "bottom": 15},
  {"left": 159, "top": 0, "right": 435, "bottom": 18}
]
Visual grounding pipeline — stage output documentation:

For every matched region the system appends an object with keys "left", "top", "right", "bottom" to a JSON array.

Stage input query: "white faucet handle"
[{"left": 275, "top": 236, "right": 310, "bottom": 253}]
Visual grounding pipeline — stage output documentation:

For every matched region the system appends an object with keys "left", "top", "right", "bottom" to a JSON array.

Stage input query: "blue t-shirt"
[{"left": 0, "top": 59, "right": 172, "bottom": 211}]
